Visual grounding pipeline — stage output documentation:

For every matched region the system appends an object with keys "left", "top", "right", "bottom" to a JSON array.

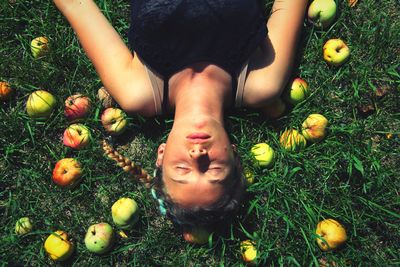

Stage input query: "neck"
[{"left": 171, "top": 68, "right": 232, "bottom": 125}]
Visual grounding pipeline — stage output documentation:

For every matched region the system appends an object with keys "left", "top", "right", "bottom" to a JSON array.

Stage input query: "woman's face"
[{"left": 156, "top": 116, "right": 236, "bottom": 209}]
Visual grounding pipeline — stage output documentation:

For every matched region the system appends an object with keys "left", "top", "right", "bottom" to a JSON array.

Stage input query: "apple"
[
  {"left": 31, "top": 36, "right": 49, "bottom": 58},
  {"left": 15, "top": 217, "right": 33, "bottom": 235},
  {"left": 111, "top": 197, "right": 140, "bottom": 229},
  {"left": 0, "top": 81, "right": 13, "bottom": 101},
  {"left": 84, "top": 222, "right": 114, "bottom": 254},
  {"left": 101, "top": 108, "right": 128, "bottom": 136},
  {"left": 98, "top": 86, "right": 115, "bottom": 108},
  {"left": 63, "top": 123, "right": 91, "bottom": 150},
  {"left": 64, "top": 94, "right": 91, "bottom": 121},
  {"left": 240, "top": 240, "right": 257, "bottom": 265},
  {"left": 316, "top": 218, "right": 347, "bottom": 251},
  {"left": 286, "top": 78, "right": 309, "bottom": 105},
  {"left": 302, "top": 114, "right": 329, "bottom": 142},
  {"left": 323, "top": 39, "right": 350, "bottom": 67},
  {"left": 250, "top": 143, "right": 275, "bottom": 168},
  {"left": 308, "top": 0, "right": 337, "bottom": 29},
  {"left": 52, "top": 158, "right": 82, "bottom": 188},
  {"left": 261, "top": 98, "right": 286, "bottom": 119},
  {"left": 182, "top": 227, "right": 211, "bottom": 245},
  {"left": 279, "top": 129, "right": 307, "bottom": 151},
  {"left": 26, "top": 90, "right": 57, "bottom": 120},
  {"left": 44, "top": 230, "right": 74, "bottom": 261},
  {"left": 244, "top": 168, "right": 255, "bottom": 185}
]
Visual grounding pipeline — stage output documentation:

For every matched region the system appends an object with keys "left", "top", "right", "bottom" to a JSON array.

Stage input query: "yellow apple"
[
  {"left": 111, "top": 197, "right": 140, "bottom": 229},
  {"left": 240, "top": 240, "right": 257, "bottom": 265},
  {"left": 302, "top": 114, "right": 329, "bottom": 142},
  {"left": 44, "top": 230, "right": 74, "bottom": 261},
  {"left": 286, "top": 78, "right": 309, "bottom": 105},
  {"left": 15, "top": 217, "right": 33, "bottom": 235},
  {"left": 0, "top": 81, "right": 13, "bottom": 101},
  {"left": 316, "top": 219, "right": 347, "bottom": 251},
  {"left": 26, "top": 90, "right": 57, "bottom": 120},
  {"left": 261, "top": 98, "right": 286, "bottom": 119},
  {"left": 279, "top": 129, "right": 307, "bottom": 151},
  {"left": 31, "top": 36, "right": 49, "bottom": 58},
  {"left": 101, "top": 108, "right": 128, "bottom": 136},
  {"left": 323, "top": 39, "right": 350, "bottom": 67},
  {"left": 182, "top": 227, "right": 210, "bottom": 245},
  {"left": 250, "top": 143, "right": 275, "bottom": 168}
]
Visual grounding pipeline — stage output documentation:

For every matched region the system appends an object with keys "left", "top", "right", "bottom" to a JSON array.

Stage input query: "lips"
[{"left": 186, "top": 133, "right": 210, "bottom": 139}]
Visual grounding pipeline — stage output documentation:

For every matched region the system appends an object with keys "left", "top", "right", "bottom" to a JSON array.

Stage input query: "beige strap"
[
  {"left": 144, "top": 64, "right": 164, "bottom": 115},
  {"left": 235, "top": 61, "right": 249, "bottom": 108}
]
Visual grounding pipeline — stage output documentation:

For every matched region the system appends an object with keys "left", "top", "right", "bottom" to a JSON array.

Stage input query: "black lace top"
[{"left": 128, "top": 0, "right": 267, "bottom": 78}]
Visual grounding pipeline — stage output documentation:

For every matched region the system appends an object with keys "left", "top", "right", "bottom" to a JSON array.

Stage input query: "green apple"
[
  {"left": 308, "top": 0, "right": 337, "bottom": 29},
  {"left": 250, "top": 143, "right": 275, "bottom": 168},
  {"left": 15, "top": 217, "right": 33, "bottom": 235},
  {"left": 111, "top": 197, "right": 140, "bottom": 229},
  {"left": 323, "top": 39, "right": 350, "bottom": 67},
  {"left": 286, "top": 78, "right": 309, "bottom": 105},
  {"left": 84, "top": 223, "right": 114, "bottom": 254},
  {"left": 31, "top": 36, "right": 49, "bottom": 58},
  {"left": 101, "top": 108, "right": 128, "bottom": 136},
  {"left": 182, "top": 227, "right": 211, "bottom": 245},
  {"left": 26, "top": 90, "right": 57, "bottom": 119}
]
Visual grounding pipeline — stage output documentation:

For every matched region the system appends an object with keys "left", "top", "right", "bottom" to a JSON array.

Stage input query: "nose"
[{"left": 189, "top": 144, "right": 207, "bottom": 159}]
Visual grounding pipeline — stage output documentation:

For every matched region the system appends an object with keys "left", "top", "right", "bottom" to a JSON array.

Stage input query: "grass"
[{"left": 1, "top": 0, "right": 399, "bottom": 266}]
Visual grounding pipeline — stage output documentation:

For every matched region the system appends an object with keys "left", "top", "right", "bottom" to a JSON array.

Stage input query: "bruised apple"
[
  {"left": 31, "top": 36, "right": 49, "bottom": 58},
  {"left": 84, "top": 223, "right": 114, "bottom": 254},
  {"left": 316, "top": 218, "right": 347, "bottom": 251},
  {"left": 0, "top": 81, "right": 13, "bottom": 101}
]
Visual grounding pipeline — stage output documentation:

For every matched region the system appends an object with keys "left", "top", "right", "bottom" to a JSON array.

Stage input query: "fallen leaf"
[
  {"left": 357, "top": 103, "right": 375, "bottom": 117},
  {"left": 375, "top": 85, "right": 391, "bottom": 98},
  {"left": 348, "top": 0, "right": 359, "bottom": 7}
]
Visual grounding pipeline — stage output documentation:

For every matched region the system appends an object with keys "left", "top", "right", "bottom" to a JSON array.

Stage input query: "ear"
[
  {"left": 156, "top": 143, "right": 166, "bottom": 168},
  {"left": 231, "top": 144, "right": 237, "bottom": 152}
]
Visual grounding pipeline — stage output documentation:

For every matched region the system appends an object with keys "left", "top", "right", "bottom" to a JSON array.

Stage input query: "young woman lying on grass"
[{"left": 53, "top": 0, "right": 308, "bottom": 230}]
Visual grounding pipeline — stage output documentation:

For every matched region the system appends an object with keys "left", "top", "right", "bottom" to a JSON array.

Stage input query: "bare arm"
[
  {"left": 53, "top": 0, "right": 134, "bottom": 89},
  {"left": 244, "top": 0, "right": 308, "bottom": 107}
]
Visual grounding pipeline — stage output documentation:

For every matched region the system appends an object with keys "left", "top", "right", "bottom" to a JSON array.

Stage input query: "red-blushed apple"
[
  {"left": 240, "top": 240, "right": 257, "bottom": 265},
  {"left": 302, "top": 114, "right": 329, "bottom": 142},
  {"left": 286, "top": 78, "right": 309, "bottom": 105},
  {"left": 64, "top": 94, "right": 91, "bottom": 121},
  {"left": 279, "top": 129, "right": 307, "bottom": 151},
  {"left": 323, "top": 39, "right": 350, "bottom": 67},
  {"left": 63, "top": 123, "right": 91, "bottom": 150},
  {"left": 0, "top": 81, "right": 13, "bottom": 101},
  {"left": 26, "top": 90, "right": 57, "bottom": 120},
  {"left": 84, "top": 223, "right": 114, "bottom": 254},
  {"left": 44, "top": 230, "right": 74, "bottom": 261},
  {"left": 182, "top": 226, "right": 211, "bottom": 245},
  {"left": 101, "top": 108, "right": 128, "bottom": 136},
  {"left": 260, "top": 98, "right": 286, "bottom": 119},
  {"left": 316, "top": 218, "right": 347, "bottom": 251},
  {"left": 31, "top": 36, "right": 49, "bottom": 58},
  {"left": 97, "top": 86, "right": 115, "bottom": 108},
  {"left": 308, "top": 0, "right": 337, "bottom": 29},
  {"left": 52, "top": 158, "right": 82, "bottom": 188}
]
